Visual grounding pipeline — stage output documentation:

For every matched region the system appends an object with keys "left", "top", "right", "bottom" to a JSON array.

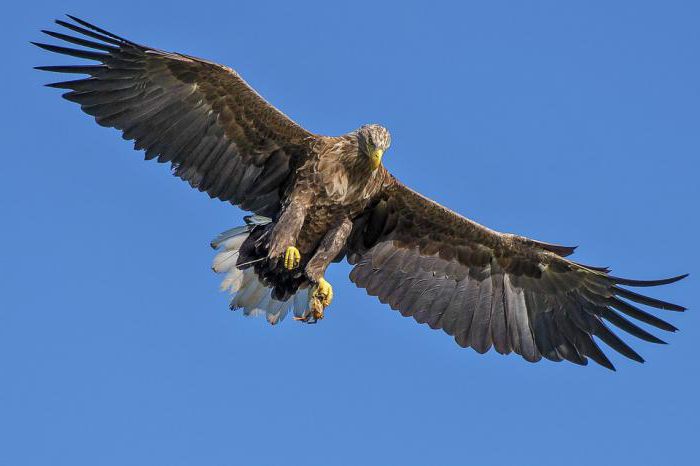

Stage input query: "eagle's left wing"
[{"left": 346, "top": 178, "right": 686, "bottom": 369}]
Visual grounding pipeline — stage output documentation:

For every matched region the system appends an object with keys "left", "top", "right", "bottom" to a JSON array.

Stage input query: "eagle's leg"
[
  {"left": 296, "top": 218, "right": 353, "bottom": 323},
  {"left": 267, "top": 196, "right": 309, "bottom": 270}
]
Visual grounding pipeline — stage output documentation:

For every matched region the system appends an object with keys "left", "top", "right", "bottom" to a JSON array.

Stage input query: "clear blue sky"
[{"left": 2, "top": 1, "right": 698, "bottom": 465}]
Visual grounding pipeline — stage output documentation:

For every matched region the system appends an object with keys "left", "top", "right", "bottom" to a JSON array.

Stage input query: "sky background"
[{"left": 2, "top": 1, "right": 698, "bottom": 465}]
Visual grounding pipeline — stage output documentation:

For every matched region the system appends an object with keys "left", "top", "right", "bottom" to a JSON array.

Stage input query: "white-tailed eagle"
[{"left": 34, "top": 16, "right": 687, "bottom": 370}]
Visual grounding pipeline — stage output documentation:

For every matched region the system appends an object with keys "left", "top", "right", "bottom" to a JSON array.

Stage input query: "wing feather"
[
  {"left": 35, "top": 16, "right": 316, "bottom": 217},
  {"left": 347, "top": 179, "right": 686, "bottom": 369}
]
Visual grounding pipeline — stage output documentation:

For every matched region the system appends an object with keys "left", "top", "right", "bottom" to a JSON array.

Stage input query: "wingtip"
[
  {"left": 60, "top": 14, "right": 130, "bottom": 44},
  {"left": 30, "top": 41, "right": 54, "bottom": 53},
  {"left": 665, "top": 272, "right": 690, "bottom": 286},
  {"left": 647, "top": 334, "right": 668, "bottom": 345},
  {"left": 602, "top": 361, "right": 617, "bottom": 371},
  {"left": 44, "top": 81, "right": 71, "bottom": 89},
  {"left": 664, "top": 302, "right": 687, "bottom": 312},
  {"left": 590, "top": 351, "right": 616, "bottom": 371},
  {"left": 30, "top": 41, "right": 52, "bottom": 50},
  {"left": 613, "top": 286, "right": 686, "bottom": 312},
  {"left": 33, "top": 66, "right": 42, "bottom": 70},
  {"left": 40, "top": 29, "right": 64, "bottom": 40},
  {"left": 610, "top": 272, "right": 689, "bottom": 287}
]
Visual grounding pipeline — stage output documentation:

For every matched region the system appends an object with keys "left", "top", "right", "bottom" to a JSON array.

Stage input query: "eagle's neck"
[
  {"left": 342, "top": 135, "right": 387, "bottom": 199},
  {"left": 312, "top": 135, "right": 386, "bottom": 205}
]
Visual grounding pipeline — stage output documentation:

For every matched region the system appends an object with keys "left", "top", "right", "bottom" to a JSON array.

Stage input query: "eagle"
[{"left": 35, "top": 16, "right": 687, "bottom": 370}]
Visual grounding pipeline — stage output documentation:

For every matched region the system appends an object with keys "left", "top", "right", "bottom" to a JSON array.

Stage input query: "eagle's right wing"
[{"left": 35, "top": 16, "right": 317, "bottom": 217}]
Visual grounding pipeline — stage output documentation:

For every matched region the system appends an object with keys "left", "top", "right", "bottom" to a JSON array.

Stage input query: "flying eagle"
[{"left": 35, "top": 16, "right": 687, "bottom": 370}]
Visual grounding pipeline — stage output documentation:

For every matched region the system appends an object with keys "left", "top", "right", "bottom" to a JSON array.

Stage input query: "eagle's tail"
[{"left": 211, "top": 216, "right": 310, "bottom": 324}]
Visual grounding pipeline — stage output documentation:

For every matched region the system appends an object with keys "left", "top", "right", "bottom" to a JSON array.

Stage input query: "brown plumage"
[{"left": 36, "top": 16, "right": 687, "bottom": 370}]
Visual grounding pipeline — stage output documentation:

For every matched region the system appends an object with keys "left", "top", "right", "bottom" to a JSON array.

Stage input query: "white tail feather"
[
  {"left": 220, "top": 267, "right": 244, "bottom": 293},
  {"left": 266, "top": 299, "right": 287, "bottom": 325},
  {"left": 212, "top": 250, "right": 239, "bottom": 273},
  {"left": 293, "top": 289, "right": 310, "bottom": 319},
  {"left": 219, "top": 234, "right": 247, "bottom": 252},
  {"left": 212, "top": 220, "right": 302, "bottom": 325}
]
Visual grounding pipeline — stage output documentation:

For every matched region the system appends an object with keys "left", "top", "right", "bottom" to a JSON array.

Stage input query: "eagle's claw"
[
  {"left": 313, "top": 277, "right": 333, "bottom": 307},
  {"left": 294, "top": 278, "right": 333, "bottom": 323},
  {"left": 284, "top": 246, "right": 301, "bottom": 270}
]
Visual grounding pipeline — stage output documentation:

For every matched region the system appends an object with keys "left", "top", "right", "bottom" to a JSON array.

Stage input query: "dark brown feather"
[
  {"left": 347, "top": 178, "right": 686, "bottom": 369},
  {"left": 35, "top": 16, "right": 317, "bottom": 217}
]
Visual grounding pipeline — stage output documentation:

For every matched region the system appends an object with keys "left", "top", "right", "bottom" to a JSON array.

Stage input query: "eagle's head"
[{"left": 357, "top": 124, "right": 391, "bottom": 170}]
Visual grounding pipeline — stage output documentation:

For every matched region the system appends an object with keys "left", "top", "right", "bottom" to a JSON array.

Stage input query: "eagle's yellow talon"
[
  {"left": 311, "top": 277, "right": 333, "bottom": 310},
  {"left": 295, "top": 278, "right": 334, "bottom": 323},
  {"left": 284, "top": 246, "right": 301, "bottom": 270},
  {"left": 316, "top": 277, "right": 333, "bottom": 307}
]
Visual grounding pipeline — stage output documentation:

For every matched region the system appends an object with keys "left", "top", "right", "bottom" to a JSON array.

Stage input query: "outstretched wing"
[
  {"left": 34, "top": 16, "right": 316, "bottom": 217},
  {"left": 346, "top": 179, "right": 687, "bottom": 369}
]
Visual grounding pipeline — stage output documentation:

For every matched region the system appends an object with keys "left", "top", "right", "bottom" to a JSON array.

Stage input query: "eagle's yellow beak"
[{"left": 370, "top": 148, "right": 384, "bottom": 170}]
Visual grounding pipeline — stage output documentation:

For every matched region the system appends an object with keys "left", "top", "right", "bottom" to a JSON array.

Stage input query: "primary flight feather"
[{"left": 35, "top": 16, "right": 687, "bottom": 370}]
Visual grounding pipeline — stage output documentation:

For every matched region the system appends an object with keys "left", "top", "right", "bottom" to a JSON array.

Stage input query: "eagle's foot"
[
  {"left": 294, "top": 278, "right": 333, "bottom": 324},
  {"left": 313, "top": 277, "right": 333, "bottom": 308},
  {"left": 309, "top": 277, "right": 333, "bottom": 321},
  {"left": 283, "top": 246, "right": 301, "bottom": 270}
]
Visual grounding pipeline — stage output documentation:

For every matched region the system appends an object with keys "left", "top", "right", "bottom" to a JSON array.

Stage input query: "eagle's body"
[
  {"left": 240, "top": 132, "right": 391, "bottom": 312},
  {"left": 286, "top": 134, "right": 389, "bottom": 255},
  {"left": 35, "top": 16, "right": 687, "bottom": 369}
]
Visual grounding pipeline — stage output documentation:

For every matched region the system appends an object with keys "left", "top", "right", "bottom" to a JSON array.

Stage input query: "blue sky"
[{"left": 2, "top": 1, "right": 698, "bottom": 465}]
